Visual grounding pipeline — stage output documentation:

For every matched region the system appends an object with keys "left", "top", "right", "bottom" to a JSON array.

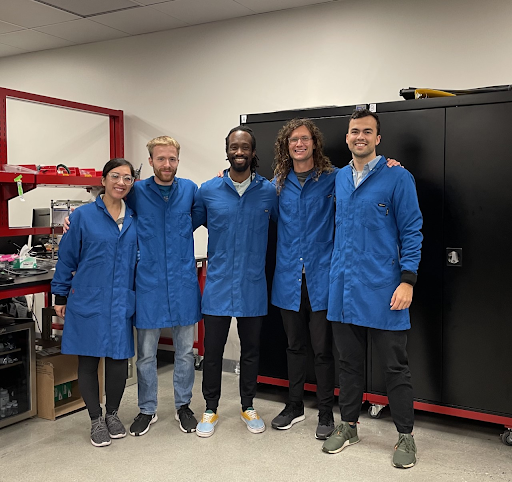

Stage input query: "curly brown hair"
[{"left": 273, "top": 118, "right": 333, "bottom": 194}]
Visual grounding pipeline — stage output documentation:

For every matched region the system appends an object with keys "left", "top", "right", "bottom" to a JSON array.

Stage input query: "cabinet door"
[
  {"left": 443, "top": 103, "right": 512, "bottom": 415},
  {"left": 367, "top": 108, "right": 445, "bottom": 404}
]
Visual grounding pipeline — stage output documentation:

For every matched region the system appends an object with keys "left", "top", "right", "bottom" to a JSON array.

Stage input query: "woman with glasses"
[{"left": 52, "top": 158, "right": 137, "bottom": 447}]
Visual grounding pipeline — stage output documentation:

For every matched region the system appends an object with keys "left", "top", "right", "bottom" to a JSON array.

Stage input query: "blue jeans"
[{"left": 136, "top": 325, "right": 196, "bottom": 414}]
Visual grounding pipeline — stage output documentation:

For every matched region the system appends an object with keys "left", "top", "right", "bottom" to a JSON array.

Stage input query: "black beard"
[{"left": 228, "top": 156, "right": 251, "bottom": 173}]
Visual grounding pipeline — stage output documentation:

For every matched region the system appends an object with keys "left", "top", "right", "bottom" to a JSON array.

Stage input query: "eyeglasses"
[
  {"left": 107, "top": 172, "right": 134, "bottom": 185},
  {"left": 288, "top": 136, "right": 312, "bottom": 145}
]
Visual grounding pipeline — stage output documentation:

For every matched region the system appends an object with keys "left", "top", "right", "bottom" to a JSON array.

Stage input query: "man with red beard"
[
  {"left": 193, "top": 126, "right": 278, "bottom": 437},
  {"left": 128, "top": 136, "right": 201, "bottom": 437}
]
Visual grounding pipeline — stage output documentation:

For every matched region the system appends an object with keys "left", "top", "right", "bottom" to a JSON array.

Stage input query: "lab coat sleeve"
[
  {"left": 192, "top": 186, "right": 207, "bottom": 230},
  {"left": 51, "top": 210, "right": 83, "bottom": 297},
  {"left": 393, "top": 172, "right": 423, "bottom": 275}
]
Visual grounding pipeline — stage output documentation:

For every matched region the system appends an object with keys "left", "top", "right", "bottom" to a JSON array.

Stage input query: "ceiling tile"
[
  {"left": 0, "top": 29, "right": 75, "bottom": 51},
  {"left": 0, "top": 42, "right": 27, "bottom": 58},
  {"left": 34, "top": 0, "right": 141, "bottom": 17},
  {"left": 0, "top": 0, "right": 79, "bottom": 28},
  {"left": 36, "top": 19, "right": 129, "bottom": 43},
  {"left": 150, "top": 0, "right": 255, "bottom": 24},
  {"left": 0, "top": 20, "right": 24, "bottom": 34},
  {"left": 91, "top": 6, "right": 187, "bottom": 34},
  {"left": 235, "top": 0, "right": 333, "bottom": 14}
]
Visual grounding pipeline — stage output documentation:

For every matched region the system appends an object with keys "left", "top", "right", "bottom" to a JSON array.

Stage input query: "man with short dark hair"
[
  {"left": 322, "top": 109, "right": 422, "bottom": 470},
  {"left": 194, "top": 126, "right": 278, "bottom": 437}
]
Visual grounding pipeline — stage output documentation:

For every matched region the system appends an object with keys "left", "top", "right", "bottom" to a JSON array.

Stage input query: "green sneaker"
[
  {"left": 392, "top": 433, "right": 417, "bottom": 468},
  {"left": 322, "top": 421, "right": 359, "bottom": 454}
]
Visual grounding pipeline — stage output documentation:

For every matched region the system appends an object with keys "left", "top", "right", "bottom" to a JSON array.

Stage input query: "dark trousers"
[
  {"left": 280, "top": 276, "right": 335, "bottom": 412},
  {"left": 78, "top": 355, "right": 128, "bottom": 420},
  {"left": 202, "top": 315, "right": 263, "bottom": 411},
  {"left": 332, "top": 322, "right": 414, "bottom": 433}
]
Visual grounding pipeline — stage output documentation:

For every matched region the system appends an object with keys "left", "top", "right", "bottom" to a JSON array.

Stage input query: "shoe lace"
[
  {"left": 244, "top": 408, "right": 259, "bottom": 420},
  {"left": 335, "top": 422, "right": 354, "bottom": 436},
  {"left": 91, "top": 417, "right": 106, "bottom": 435},
  {"left": 396, "top": 434, "right": 414, "bottom": 453},
  {"left": 202, "top": 412, "right": 216, "bottom": 423},
  {"left": 179, "top": 406, "right": 194, "bottom": 420}
]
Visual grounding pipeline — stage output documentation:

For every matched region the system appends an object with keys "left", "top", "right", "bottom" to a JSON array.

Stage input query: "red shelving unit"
[{"left": 0, "top": 87, "right": 124, "bottom": 234}]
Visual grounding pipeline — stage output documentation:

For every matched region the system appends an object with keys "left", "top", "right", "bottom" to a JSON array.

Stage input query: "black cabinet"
[
  {"left": 442, "top": 103, "right": 512, "bottom": 415},
  {"left": 0, "top": 318, "right": 37, "bottom": 428},
  {"left": 245, "top": 92, "right": 512, "bottom": 423}
]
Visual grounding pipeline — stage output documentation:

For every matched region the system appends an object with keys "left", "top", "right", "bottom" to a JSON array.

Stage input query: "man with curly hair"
[
  {"left": 270, "top": 118, "right": 338, "bottom": 440},
  {"left": 270, "top": 117, "right": 400, "bottom": 440}
]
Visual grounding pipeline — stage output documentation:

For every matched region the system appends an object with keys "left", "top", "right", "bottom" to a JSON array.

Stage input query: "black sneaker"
[
  {"left": 174, "top": 404, "right": 197, "bottom": 433},
  {"left": 271, "top": 402, "right": 305, "bottom": 430},
  {"left": 315, "top": 410, "right": 335, "bottom": 440},
  {"left": 129, "top": 412, "right": 158, "bottom": 436}
]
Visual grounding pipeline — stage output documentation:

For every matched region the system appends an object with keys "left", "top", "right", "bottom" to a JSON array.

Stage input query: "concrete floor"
[{"left": 1, "top": 363, "right": 511, "bottom": 482}]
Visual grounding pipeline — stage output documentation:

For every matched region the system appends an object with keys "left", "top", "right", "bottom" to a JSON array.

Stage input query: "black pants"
[
  {"left": 332, "top": 322, "right": 414, "bottom": 433},
  {"left": 78, "top": 355, "right": 128, "bottom": 420},
  {"left": 280, "top": 275, "right": 335, "bottom": 412},
  {"left": 202, "top": 315, "right": 262, "bottom": 411}
]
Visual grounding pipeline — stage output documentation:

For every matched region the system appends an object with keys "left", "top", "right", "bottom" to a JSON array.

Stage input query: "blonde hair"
[{"left": 146, "top": 136, "right": 181, "bottom": 158}]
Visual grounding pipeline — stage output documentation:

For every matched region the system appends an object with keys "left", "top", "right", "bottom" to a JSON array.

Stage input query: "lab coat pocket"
[
  {"left": 357, "top": 252, "right": 396, "bottom": 290},
  {"left": 279, "top": 200, "right": 297, "bottom": 225},
  {"left": 251, "top": 208, "right": 270, "bottom": 235},
  {"left": 208, "top": 205, "right": 229, "bottom": 230},
  {"left": 67, "top": 286, "right": 103, "bottom": 318},
  {"left": 361, "top": 200, "right": 390, "bottom": 231}
]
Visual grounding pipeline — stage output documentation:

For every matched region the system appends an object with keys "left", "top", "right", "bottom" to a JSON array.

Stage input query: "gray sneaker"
[
  {"left": 91, "top": 417, "right": 111, "bottom": 447},
  {"left": 105, "top": 411, "right": 126, "bottom": 439},
  {"left": 315, "top": 410, "right": 335, "bottom": 440},
  {"left": 322, "top": 421, "right": 359, "bottom": 454},
  {"left": 392, "top": 433, "right": 417, "bottom": 468}
]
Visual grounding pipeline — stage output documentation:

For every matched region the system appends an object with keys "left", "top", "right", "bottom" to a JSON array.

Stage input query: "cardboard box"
[{"left": 36, "top": 350, "right": 104, "bottom": 420}]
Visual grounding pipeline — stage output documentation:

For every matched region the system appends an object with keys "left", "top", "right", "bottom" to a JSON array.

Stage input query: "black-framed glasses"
[
  {"left": 288, "top": 136, "right": 312, "bottom": 145},
  {"left": 108, "top": 172, "right": 134, "bottom": 185}
]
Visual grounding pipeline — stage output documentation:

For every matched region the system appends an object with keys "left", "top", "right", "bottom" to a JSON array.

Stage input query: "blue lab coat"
[
  {"left": 51, "top": 197, "right": 137, "bottom": 359},
  {"left": 271, "top": 169, "right": 337, "bottom": 312},
  {"left": 194, "top": 171, "right": 278, "bottom": 317},
  {"left": 327, "top": 156, "right": 423, "bottom": 330},
  {"left": 126, "top": 177, "right": 202, "bottom": 328}
]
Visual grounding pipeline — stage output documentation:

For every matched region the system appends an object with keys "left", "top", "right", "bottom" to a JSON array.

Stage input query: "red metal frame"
[
  {"left": 0, "top": 282, "right": 50, "bottom": 302},
  {"left": 158, "top": 259, "right": 207, "bottom": 356},
  {"left": 257, "top": 376, "right": 512, "bottom": 430},
  {"left": 0, "top": 87, "right": 124, "bottom": 235}
]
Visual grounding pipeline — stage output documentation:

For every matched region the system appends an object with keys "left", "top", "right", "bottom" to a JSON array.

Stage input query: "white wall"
[{"left": 0, "top": 0, "right": 510, "bottom": 358}]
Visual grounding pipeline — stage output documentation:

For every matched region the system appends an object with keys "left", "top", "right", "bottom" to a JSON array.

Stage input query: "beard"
[
  {"left": 228, "top": 155, "right": 252, "bottom": 173},
  {"left": 154, "top": 166, "right": 177, "bottom": 183}
]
